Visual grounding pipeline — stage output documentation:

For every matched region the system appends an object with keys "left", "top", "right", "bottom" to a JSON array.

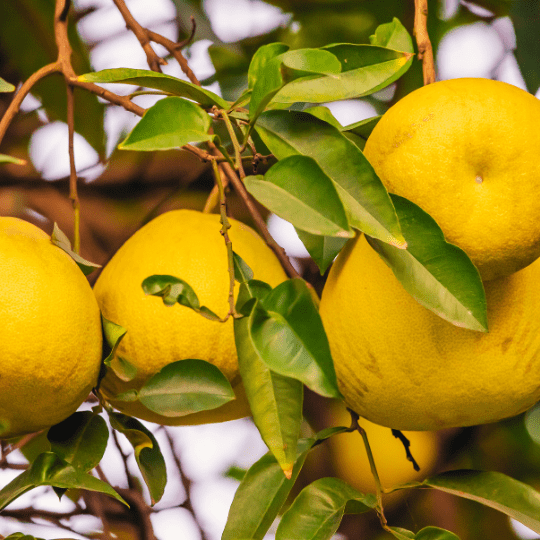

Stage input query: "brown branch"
[
  {"left": 145, "top": 28, "right": 200, "bottom": 86},
  {"left": 69, "top": 78, "right": 146, "bottom": 116},
  {"left": 414, "top": 0, "right": 436, "bottom": 85},
  {"left": 115, "top": 488, "right": 158, "bottom": 540},
  {"left": 176, "top": 15, "right": 197, "bottom": 49},
  {"left": 219, "top": 161, "right": 300, "bottom": 279},
  {"left": 111, "top": 0, "right": 166, "bottom": 72},
  {"left": 0, "top": 62, "right": 60, "bottom": 147},
  {"left": 0, "top": 431, "right": 42, "bottom": 467},
  {"left": 66, "top": 84, "right": 81, "bottom": 253}
]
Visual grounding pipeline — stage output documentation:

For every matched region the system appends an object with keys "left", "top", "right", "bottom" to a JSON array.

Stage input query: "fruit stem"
[
  {"left": 219, "top": 109, "right": 246, "bottom": 180},
  {"left": 211, "top": 158, "right": 238, "bottom": 319},
  {"left": 347, "top": 408, "right": 389, "bottom": 529}
]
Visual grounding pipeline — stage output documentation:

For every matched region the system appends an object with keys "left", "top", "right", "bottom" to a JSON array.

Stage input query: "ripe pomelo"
[
  {"left": 363, "top": 78, "right": 540, "bottom": 281},
  {"left": 319, "top": 234, "right": 540, "bottom": 431},
  {"left": 93, "top": 209, "right": 287, "bottom": 425},
  {"left": 0, "top": 217, "right": 102, "bottom": 439}
]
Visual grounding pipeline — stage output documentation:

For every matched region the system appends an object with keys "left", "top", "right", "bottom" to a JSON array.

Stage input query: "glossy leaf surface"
[
  {"left": 415, "top": 527, "right": 462, "bottom": 540},
  {"left": 51, "top": 223, "right": 101, "bottom": 276},
  {"left": 367, "top": 195, "right": 488, "bottom": 332},
  {"left": 78, "top": 68, "right": 228, "bottom": 108},
  {"left": 275, "top": 477, "right": 377, "bottom": 540},
  {"left": 235, "top": 298, "right": 303, "bottom": 477},
  {"left": 233, "top": 251, "right": 254, "bottom": 283},
  {"left": 272, "top": 44, "right": 413, "bottom": 105},
  {"left": 222, "top": 439, "right": 313, "bottom": 540},
  {"left": 248, "top": 42, "right": 289, "bottom": 90},
  {"left": 245, "top": 155, "right": 353, "bottom": 238},
  {"left": 47, "top": 412, "right": 108, "bottom": 473},
  {"left": 249, "top": 279, "right": 341, "bottom": 398},
  {"left": 421, "top": 470, "right": 540, "bottom": 534},
  {"left": 295, "top": 229, "right": 348, "bottom": 274},
  {"left": 137, "top": 359, "right": 235, "bottom": 416},
  {"left": 101, "top": 316, "right": 136, "bottom": 382},
  {"left": 142, "top": 274, "right": 220, "bottom": 320},
  {"left": 0, "top": 452, "right": 126, "bottom": 511},
  {"left": 255, "top": 110, "right": 405, "bottom": 247},
  {"left": 370, "top": 17, "right": 415, "bottom": 52},
  {"left": 0, "top": 77, "right": 14, "bottom": 92},
  {"left": 108, "top": 412, "right": 167, "bottom": 505},
  {"left": 119, "top": 97, "right": 213, "bottom": 151}
]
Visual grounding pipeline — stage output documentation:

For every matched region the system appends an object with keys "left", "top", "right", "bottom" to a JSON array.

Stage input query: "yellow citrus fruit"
[
  {"left": 325, "top": 402, "right": 439, "bottom": 503},
  {"left": 0, "top": 217, "right": 102, "bottom": 439},
  {"left": 93, "top": 209, "right": 287, "bottom": 425},
  {"left": 319, "top": 234, "right": 540, "bottom": 431},
  {"left": 363, "top": 78, "right": 540, "bottom": 282}
]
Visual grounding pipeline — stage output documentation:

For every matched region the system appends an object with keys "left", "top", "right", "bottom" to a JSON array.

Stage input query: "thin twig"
[
  {"left": 211, "top": 159, "right": 238, "bottom": 319},
  {"left": 146, "top": 28, "right": 200, "bottom": 85},
  {"left": 66, "top": 84, "right": 80, "bottom": 253},
  {"left": 0, "top": 431, "right": 42, "bottom": 467},
  {"left": 220, "top": 161, "right": 300, "bottom": 279},
  {"left": 111, "top": 0, "right": 166, "bottom": 72},
  {"left": 392, "top": 429, "right": 420, "bottom": 471},
  {"left": 414, "top": 0, "right": 436, "bottom": 85},
  {"left": 0, "top": 62, "right": 60, "bottom": 147},
  {"left": 347, "top": 409, "right": 389, "bottom": 532}
]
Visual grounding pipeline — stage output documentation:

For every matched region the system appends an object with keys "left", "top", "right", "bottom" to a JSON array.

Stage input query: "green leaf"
[
  {"left": 248, "top": 43, "right": 290, "bottom": 90},
  {"left": 305, "top": 106, "right": 343, "bottom": 130},
  {"left": 370, "top": 17, "right": 415, "bottom": 53},
  {"left": 366, "top": 194, "right": 488, "bottom": 332},
  {"left": 421, "top": 470, "right": 540, "bottom": 535},
  {"left": 295, "top": 229, "right": 348, "bottom": 274},
  {"left": 4, "top": 534, "right": 47, "bottom": 540},
  {"left": 235, "top": 307, "right": 303, "bottom": 477},
  {"left": 0, "top": 154, "right": 26, "bottom": 165},
  {"left": 137, "top": 359, "right": 235, "bottom": 416},
  {"left": 342, "top": 115, "right": 382, "bottom": 142},
  {"left": 141, "top": 274, "right": 221, "bottom": 321},
  {"left": 78, "top": 68, "right": 228, "bottom": 109},
  {"left": 47, "top": 412, "right": 108, "bottom": 472},
  {"left": 0, "top": 77, "right": 15, "bottom": 92},
  {"left": 236, "top": 280, "right": 273, "bottom": 314},
  {"left": 0, "top": 452, "right": 127, "bottom": 511},
  {"left": 101, "top": 316, "right": 136, "bottom": 382},
  {"left": 249, "top": 48, "right": 343, "bottom": 122},
  {"left": 108, "top": 412, "right": 167, "bottom": 505},
  {"left": 245, "top": 156, "right": 353, "bottom": 238},
  {"left": 119, "top": 97, "right": 213, "bottom": 151},
  {"left": 249, "top": 279, "right": 341, "bottom": 398},
  {"left": 275, "top": 477, "right": 377, "bottom": 540},
  {"left": 50, "top": 223, "right": 101, "bottom": 276},
  {"left": 388, "top": 528, "right": 416, "bottom": 540},
  {"left": 255, "top": 110, "right": 406, "bottom": 247},
  {"left": 233, "top": 251, "right": 254, "bottom": 283},
  {"left": 222, "top": 439, "right": 313, "bottom": 540},
  {"left": 271, "top": 44, "right": 413, "bottom": 105},
  {"left": 415, "top": 527, "right": 462, "bottom": 540}
]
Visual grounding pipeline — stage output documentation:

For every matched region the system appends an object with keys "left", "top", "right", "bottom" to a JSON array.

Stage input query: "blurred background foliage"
[{"left": 1, "top": 1, "right": 540, "bottom": 539}]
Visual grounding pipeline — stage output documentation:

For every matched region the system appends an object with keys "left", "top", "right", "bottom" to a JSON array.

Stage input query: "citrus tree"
[{"left": 1, "top": 0, "right": 540, "bottom": 539}]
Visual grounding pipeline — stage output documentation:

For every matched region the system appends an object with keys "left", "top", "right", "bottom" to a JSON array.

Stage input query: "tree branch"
[
  {"left": 414, "top": 0, "right": 436, "bottom": 85},
  {"left": 111, "top": 0, "right": 167, "bottom": 72}
]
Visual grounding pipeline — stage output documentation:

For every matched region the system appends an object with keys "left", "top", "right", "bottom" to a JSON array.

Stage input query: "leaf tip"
[
  {"left": 282, "top": 465, "right": 293, "bottom": 480},
  {"left": 390, "top": 237, "right": 408, "bottom": 250}
]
